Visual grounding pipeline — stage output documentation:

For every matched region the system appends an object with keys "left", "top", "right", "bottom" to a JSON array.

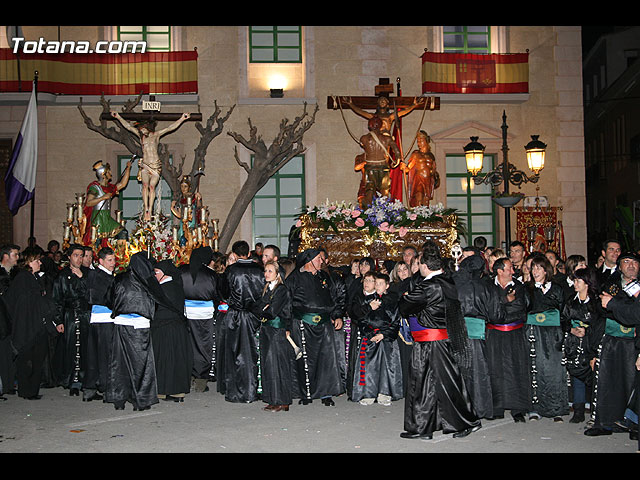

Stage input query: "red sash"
[
  {"left": 411, "top": 328, "right": 448, "bottom": 342},
  {"left": 487, "top": 322, "right": 524, "bottom": 332}
]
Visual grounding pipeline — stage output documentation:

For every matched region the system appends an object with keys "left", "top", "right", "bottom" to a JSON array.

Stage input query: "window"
[
  {"left": 443, "top": 26, "right": 491, "bottom": 54},
  {"left": 249, "top": 26, "right": 302, "bottom": 63},
  {"left": 117, "top": 155, "right": 173, "bottom": 234},
  {"left": 117, "top": 26, "right": 171, "bottom": 51},
  {"left": 252, "top": 155, "right": 305, "bottom": 254},
  {"left": 445, "top": 154, "right": 496, "bottom": 248}
]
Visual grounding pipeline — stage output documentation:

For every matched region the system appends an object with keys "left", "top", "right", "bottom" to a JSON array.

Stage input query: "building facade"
[{"left": 0, "top": 26, "right": 586, "bottom": 258}]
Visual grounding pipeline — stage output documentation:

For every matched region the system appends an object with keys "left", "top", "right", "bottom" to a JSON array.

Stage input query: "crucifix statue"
[
  {"left": 328, "top": 77, "right": 440, "bottom": 205},
  {"left": 105, "top": 110, "right": 202, "bottom": 222}
]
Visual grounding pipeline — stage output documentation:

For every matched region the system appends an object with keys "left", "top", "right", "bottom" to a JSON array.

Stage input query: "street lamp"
[{"left": 463, "top": 110, "right": 546, "bottom": 249}]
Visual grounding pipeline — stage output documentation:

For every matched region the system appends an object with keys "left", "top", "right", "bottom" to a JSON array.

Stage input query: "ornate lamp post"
[{"left": 463, "top": 110, "right": 546, "bottom": 249}]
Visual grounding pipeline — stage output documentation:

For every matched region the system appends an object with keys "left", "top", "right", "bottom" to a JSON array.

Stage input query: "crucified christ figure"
[{"left": 111, "top": 111, "right": 191, "bottom": 222}]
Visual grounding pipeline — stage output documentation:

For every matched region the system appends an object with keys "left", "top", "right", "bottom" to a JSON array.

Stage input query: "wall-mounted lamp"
[{"left": 270, "top": 88, "right": 284, "bottom": 98}]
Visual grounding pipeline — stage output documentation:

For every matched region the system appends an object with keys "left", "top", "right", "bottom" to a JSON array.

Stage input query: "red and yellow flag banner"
[
  {"left": 421, "top": 51, "right": 528, "bottom": 94},
  {"left": 0, "top": 49, "right": 198, "bottom": 95}
]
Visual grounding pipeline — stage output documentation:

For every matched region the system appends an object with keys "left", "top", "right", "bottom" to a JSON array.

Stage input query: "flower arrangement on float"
[{"left": 297, "top": 193, "right": 465, "bottom": 238}]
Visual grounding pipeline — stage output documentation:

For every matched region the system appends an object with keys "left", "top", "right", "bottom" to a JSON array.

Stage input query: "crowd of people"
[{"left": 0, "top": 235, "right": 638, "bottom": 446}]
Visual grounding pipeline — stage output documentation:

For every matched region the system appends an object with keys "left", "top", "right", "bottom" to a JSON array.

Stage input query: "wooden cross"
[
  {"left": 326, "top": 77, "right": 440, "bottom": 113},
  {"left": 100, "top": 112, "right": 203, "bottom": 122}
]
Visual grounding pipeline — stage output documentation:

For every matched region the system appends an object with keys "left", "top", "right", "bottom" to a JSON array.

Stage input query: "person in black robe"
[
  {"left": 0, "top": 243, "right": 20, "bottom": 400},
  {"left": 216, "top": 240, "right": 265, "bottom": 403},
  {"left": 525, "top": 255, "right": 569, "bottom": 421},
  {"left": 561, "top": 266, "right": 602, "bottom": 424},
  {"left": 585, "top": 251, "right": 639, "bottom": 436},
  {"left": 286, "top": 248, "right": 346, "bottom": 406},
  {"left": 83, "top": 247, "right": 117, "bottom": 402},
  {"left": 390, "top": 260, "right": 413, "bottom": 396},
  {"left": 5, "top": 248, "right": 57, "bottom": 400},
  {"left": 601, "top": 279, "right": 640, "bottom": 448},
  {"left": 398, "top": 251, "right": 480, "bottom": 439},
  {"left": 452, "top": 253, "right": 502, "bottom": 420},
  {"left": 348, "top": 272, "right": 402, "bottom": 406},
  {"left": 180, "top": 246, "right": 223, "bottom": 392},
  {"left": 152, "top": 259, "right": 193, "bottom": 403},
  {"left": 596, "top": 239, "right": 622, "bottom": 289},
  {"left": 486, "top": 257, "right": 531, "bottom": 423},
  {"left": 105, "top": 252, "right": 161, "bottom": 411},
  {"left": 52, "top": 244, "right": 90, "bottom": 396},
  {"left": 251, "top": 259, "right": 293, "bottom": 412}
]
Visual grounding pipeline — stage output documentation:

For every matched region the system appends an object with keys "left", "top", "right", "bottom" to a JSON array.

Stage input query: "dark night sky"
[{"left": 581, "top": 25, "right": 618, "bottom": 55}]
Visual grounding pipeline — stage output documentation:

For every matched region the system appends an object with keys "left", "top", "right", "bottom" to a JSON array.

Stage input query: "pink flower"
[
  {"left": 379, "top": 222, "right": 389, "bottom": 232},
  {"left": 329, "top": 205, "right": 336, "bottom": 210},
  {"left": 351, "top": 210, "right": 361, "bottom": 218},
  {"left": 388, "top": 225, "right": 397, "bottom": 233},
  {"left": 398, "top": 226, "right": 408, "bottom": 237},
  {"left": 355, "top": 218, "right": 365, "bottom": 227},
  {"left": 409, "top": 213, "right": 417, "bottom": 221}
]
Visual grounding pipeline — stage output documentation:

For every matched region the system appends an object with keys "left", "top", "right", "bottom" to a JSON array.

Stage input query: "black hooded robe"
[
  {"left": 180, "top": 247, "right": 222, "bottom": 383},
  {"left": 105, "top": 253, "right": 160, "bottom": 410},
  {"left": 398, "top": 271, "right": 480, "bottom": 437},
  {"left": 216, "top": 258, "right": 265, "bottom": 403},
  {"left": 153, "top": 260, "right": 193, "bottom": 399}
]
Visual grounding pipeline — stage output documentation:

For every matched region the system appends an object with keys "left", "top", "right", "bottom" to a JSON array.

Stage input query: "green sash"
[
  {"left": 526, "top": 309, "right": 561, "bottom": 327},
  {"left": 570, "top": 319, "right": 589, "bottom": 329},
  {"left": 605, "top": 318, "right": 635, "bottom": 338},
  {"left": 464, "top": 317, "right": 486, "bottom": 340},
  {"left": 300, "top": 312, "right": 329, "bottom": 326},
  {"left": 262, "top": 316, "right": 286, "bottom": 329}
]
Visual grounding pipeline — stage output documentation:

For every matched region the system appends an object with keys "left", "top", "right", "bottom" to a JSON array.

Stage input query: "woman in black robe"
[
  {"left": 561, "top": 266, "right": 602, "bottom": 423},
  {"left": 525, "top": 255, "right": 569, "bottom": 421},
  {"left": 152, "top": 260, "right": 193, "bottom": 403},
  {"left": 251, "top": 260, "right": 293, "bottom": 412},
  {"left": 6, "top": 248, "right": 57, "bottom": 400}
]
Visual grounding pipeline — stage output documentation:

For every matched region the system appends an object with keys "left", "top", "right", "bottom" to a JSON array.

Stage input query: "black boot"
[{"left": 570, "top": 403, "right": 585, "bottom": 423}]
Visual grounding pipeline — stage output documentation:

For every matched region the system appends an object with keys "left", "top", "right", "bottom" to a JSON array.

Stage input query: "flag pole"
[{"left": 29, "top": 71, "right": 38, "bottom": 241}]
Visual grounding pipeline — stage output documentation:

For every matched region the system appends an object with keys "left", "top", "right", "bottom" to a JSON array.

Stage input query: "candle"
[
  {"left": 172, "top": 225, "right": 179, "bottom": 243},
  {"left": 197, "top": 226, "right": 203, "bottom": 243},
  {"left": 182, "top": 205, "right": 189, "bottom": 222},
  {"left": 213, "top": 219, "right": 219, "bottom": 233},
  {"left": 91, "top": 226, "right": 97, "bottom": 242},
  {"left": 186, "top": 195, "right": 192, "bottom": 207},
  {"left": 63, "top": 223, "right": 71, "bottom": 241},
  {"left": 115, "top": 210, "right": 122, "bottom": 224},
  {"left": 66, "top": 203, "right": 75, "bottom": 223}
]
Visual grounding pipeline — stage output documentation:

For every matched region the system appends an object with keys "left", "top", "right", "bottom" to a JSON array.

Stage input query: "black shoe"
[
  {"left": 513, "top": 413, "right": 526, "bottom": 423},
  {"left": 630, "top": 430, "right": 639, "bottom": 441},
  {"left": 69, "top": 388, "right": 79, "bottom": 397},
  {"left": 133, "top": 405, "right": 151, "bottom": 411},
  {"left": 400, "top": 431, "right": 432, "bottom": 440},
  {"left": 453, "top": 424, "right": 482, "bottom": 438},
  {"left": 83, "top": 393, "right": 103, "bottom": 402},
  {"left": 26, "top": 395, "right": 42, "bottom": 400},
  {"left": 584, "top": 427, "right": 612, "bottom": 436},
  {"left": 0, "top": 395, "right": 7, "bottom": 401},
  {"left": 321, "top": 397, "right": 335, "bottom": 407},
  {"left": 298, "top": 399, "right": 312, "bottom": 405},
  {"left": 114, "top": 404, "right": 125, "bottom": 410}
]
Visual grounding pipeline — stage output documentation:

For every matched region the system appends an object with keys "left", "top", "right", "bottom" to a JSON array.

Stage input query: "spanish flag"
[
  {"left": 0, "top": 49, "right": 198, "bottom": 95},
  {"left": 422, "top": 51, "right": 528, "bottom": 94}
]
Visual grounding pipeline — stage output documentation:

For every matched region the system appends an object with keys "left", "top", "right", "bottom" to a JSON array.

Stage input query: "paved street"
[{"left": 0, "top": 385, "right": 637, "bottom": 454}]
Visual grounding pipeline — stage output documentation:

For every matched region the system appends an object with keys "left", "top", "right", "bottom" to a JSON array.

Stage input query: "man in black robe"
[
  {"left": 586, "top": 251, "right": 639, "bottom": 436},
  {"left": 52, "top": 244, "right": 90, "bottom": 396},
  {"left": 181, "top": 246, "right": 223, "bottom": 392},
  {"left": 596, "top": 239, "right": 622, "bottom": 289},
  {"left": 216, "top": 240, "right": 265, "bottom": 403},
  {"left": 285, "top": 248, "right": 346, "bottom": 406},
  {"left": 83, "top": 247, "right": 117, "bottom": 402},
  {"left": 398, "top": 251, "right": 481, "bottom": 439},
  {"left": 0, "top": 244, "right": 20, "bottom": 400},
  {"left": 486, "top": 257, "right": 532, "bottom": 422}
]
